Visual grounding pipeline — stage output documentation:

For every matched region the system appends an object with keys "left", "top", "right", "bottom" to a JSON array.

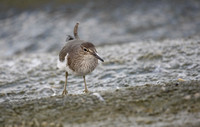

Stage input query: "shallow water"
[{"left": 0, "top": 39, "right": 199, "bottom": 103}]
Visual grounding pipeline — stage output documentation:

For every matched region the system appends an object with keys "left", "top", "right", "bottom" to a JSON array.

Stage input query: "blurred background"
[{"left": 0, "top": 0, "right": 200, "bottom": 57}]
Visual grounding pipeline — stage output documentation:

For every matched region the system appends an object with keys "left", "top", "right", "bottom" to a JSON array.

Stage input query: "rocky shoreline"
[{"left": 1, "top": 80, "right": 200, "bottom": 127}]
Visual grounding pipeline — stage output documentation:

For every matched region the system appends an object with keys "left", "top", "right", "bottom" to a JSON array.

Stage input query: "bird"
[{"left": 57, "top": 22, "right": 104, "bottom": 95}]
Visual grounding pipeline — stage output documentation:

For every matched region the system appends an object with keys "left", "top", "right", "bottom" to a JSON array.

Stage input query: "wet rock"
[{"left": 1, "top": 81, "right": 200, "bottom": 126}]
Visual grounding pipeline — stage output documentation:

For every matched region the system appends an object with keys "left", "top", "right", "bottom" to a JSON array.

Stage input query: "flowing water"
[
  {"left": 0, "top": 0, "right": 200, "bottom": 57},
  {"left": 0, "top": 39, "right": 200, "bottom": 103}
]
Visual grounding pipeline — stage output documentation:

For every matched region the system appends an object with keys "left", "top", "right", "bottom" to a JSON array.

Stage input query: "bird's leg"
[
  {"left": 62, "top": 72, "right": 68, "bottom": 95},
  {"left": 83, "top": 75, "right": 89, "bottom": 93}
]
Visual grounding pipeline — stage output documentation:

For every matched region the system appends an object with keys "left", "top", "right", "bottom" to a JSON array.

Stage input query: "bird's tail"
[
  {"left": 73, "top": 22, "right": 80, "bottom": 40},
  {"left": 65, "top": 22, "right": 80, "bottom": 42}
]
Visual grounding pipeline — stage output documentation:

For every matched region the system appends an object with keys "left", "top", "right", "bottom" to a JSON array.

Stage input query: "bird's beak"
[{"left": 91, "top": 52, "right": 104, "bottom": 62}]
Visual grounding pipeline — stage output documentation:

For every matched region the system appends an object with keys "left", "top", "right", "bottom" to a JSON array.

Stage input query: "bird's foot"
[
  {"left": 62, "top": 89, "right": 68, "bottom": 95},
  {"left": 83, "top": 89, "right": 89, "bottom": 93}
]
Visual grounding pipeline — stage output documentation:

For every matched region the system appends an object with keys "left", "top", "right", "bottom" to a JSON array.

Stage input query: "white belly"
[{"left": 57, "top": 54, "right": 74, "bottom": 74}]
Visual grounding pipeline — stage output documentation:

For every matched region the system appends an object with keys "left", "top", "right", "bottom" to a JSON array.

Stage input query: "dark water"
[{"left": 0, "top": 0, "right": 200, "bottom": 57}]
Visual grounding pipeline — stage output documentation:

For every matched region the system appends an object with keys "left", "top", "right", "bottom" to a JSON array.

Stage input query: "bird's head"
[{"left": 80, "top": 42, "right": 104, "bottom": 62}]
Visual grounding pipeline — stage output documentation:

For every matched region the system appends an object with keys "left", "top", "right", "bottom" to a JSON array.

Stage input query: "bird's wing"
[
  {"left": 58, "top": 40, "right": 83, "bottom": 62},
  {"left": 59, "top": 41, "right": 74, "bottom": 62}
]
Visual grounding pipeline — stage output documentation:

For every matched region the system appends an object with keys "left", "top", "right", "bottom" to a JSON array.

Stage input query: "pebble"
[
  {"left": 93, "top": 93, "right": 105, "bottom": 102},
  {"left": 161, "top": 86, "right": 166, "bottom": 91},
  {"left": 194, "top": 93, "right": 200, "bottom": 99},
  {"left": 184, "top": 95, "right": 191, "bottom": 100}
]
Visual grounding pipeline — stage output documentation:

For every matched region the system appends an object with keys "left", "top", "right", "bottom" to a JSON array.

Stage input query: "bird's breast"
[{"left": 73, "top": 55, "right": 98, "bottom": 76}]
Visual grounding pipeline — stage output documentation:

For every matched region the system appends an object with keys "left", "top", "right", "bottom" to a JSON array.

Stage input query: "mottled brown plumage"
[{"left": 57, "top": 23, "right": 104, "bottom": 95}]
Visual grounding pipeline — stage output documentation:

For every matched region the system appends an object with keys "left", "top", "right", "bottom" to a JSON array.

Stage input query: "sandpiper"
[{"left": 57, "top": 23, "right": 104, "bottom": 95}]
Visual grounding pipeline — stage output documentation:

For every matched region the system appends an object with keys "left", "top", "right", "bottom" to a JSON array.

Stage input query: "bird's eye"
[{"left": 84, "top": 48, "right": 87, "bottom": 52}]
